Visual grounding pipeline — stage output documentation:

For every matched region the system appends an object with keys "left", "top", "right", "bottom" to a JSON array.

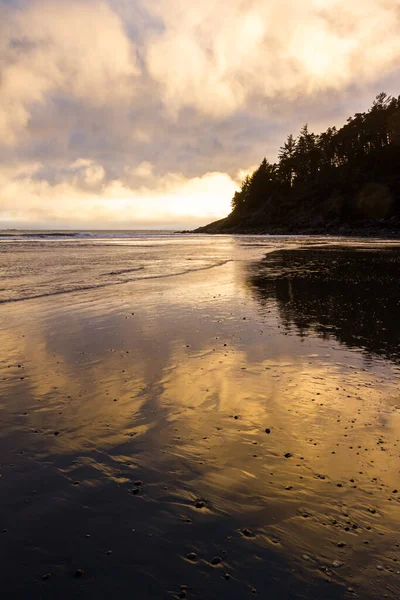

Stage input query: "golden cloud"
[
  {"left": 0, "top": 0, "right": 138, "bottom": 144},
  {"left": 0, "top": 162, "right": 237, "bottom": 226},
  {"left": 146, "top": 0, "right": 400, "bottom": 116}
]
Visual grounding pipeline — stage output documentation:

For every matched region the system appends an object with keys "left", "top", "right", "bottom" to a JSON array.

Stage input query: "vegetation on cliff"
[{"left": 196, "top": 93, "right": 400, "bottom": 234}]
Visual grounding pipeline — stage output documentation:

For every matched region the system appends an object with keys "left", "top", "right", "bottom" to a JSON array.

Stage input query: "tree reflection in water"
[{"left": 247, "top": 244, "right": 400, "bottom": 364}]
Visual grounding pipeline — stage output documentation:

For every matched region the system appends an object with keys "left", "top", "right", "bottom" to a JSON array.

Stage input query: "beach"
[{"left": 0, "top": 233, "right": 399, "bottom": 599}]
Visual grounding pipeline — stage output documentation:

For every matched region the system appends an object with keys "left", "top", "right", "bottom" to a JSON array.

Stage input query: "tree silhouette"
[{"left": 220, "top": 93, "right": 400, "bottom": 233}]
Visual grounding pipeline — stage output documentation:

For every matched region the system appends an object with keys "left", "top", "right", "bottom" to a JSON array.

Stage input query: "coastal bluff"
[{"left": 195, "top": 93, "right": 400, "bottom": 236}]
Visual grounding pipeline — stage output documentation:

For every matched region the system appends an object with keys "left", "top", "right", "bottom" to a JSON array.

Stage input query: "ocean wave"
[{"left": 0, "top": 259, "right": 233, "bottom": 305}]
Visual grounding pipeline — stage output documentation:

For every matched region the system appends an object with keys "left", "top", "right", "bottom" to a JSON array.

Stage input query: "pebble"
[
  {"left": 195, "top": 500, "right": 205, "bottom": 509},
  {"left": 75, "top": 569, "right": 84, "bottom": 577},
  {"left": 186, "top": 552, "right": 197, "bottom": 561},
  {"left": 332, "top": 560, "right": 343, "bottom": 568},
  {"left": 41, "top": 573, "right": 51, "bottom": 580},
  {"left": 284, "top": 453, "right": 292, "bottom": 458},
  {"left": 265, "top": 428, "right": 271, "bottom": 434},
  {"left": 211, "top": 556, "right": 222, "bottom": 565},
  {"left": 241, "top": 528, "right": 254, "bottom": 537}
]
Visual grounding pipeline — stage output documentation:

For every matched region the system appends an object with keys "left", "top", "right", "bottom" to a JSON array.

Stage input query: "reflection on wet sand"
[
  {"left": 0, "top": 247, "right": 399, "bottom": 599},
  {"left": 247, "top": 245, "right": 400, "bottom": 363}
]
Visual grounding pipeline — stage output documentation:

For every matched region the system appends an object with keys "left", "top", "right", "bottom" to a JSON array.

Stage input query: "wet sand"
[{"left": 0, "top": 242, "right": 399, "bottom": 599}]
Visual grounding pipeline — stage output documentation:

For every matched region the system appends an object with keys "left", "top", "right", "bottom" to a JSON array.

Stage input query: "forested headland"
[{"left": 196, "top": 93, "right": 400, "bottom": 235}]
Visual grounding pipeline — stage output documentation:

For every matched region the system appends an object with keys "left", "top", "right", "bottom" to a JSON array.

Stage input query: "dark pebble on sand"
[
  {"left": 211, "top": 556, "right": 222, "bottom": 565},
  {"left": 195, "top": 500, "right": 205, "bottom": 509},
  {"left": 337, "top": 541, "right": 346, "bottom": 548},
  {"left": 133, "top": 480, "right": 143, "bottom": 486},
  {"left": 41, "top": 573, "right": 51, "bottom": 580},
  {"left": 265, "top": 428, "right": 271, "bottom": 434},
  {"left": 75, "top": 569, "right": 84, "bottom": 578},
  {"left": 186, "top": 552, "right": 197, "bottom": 561},
  {"left": 131, "top": 488, "right": 140, "bottom": 495},
  {"left": 224, "top": 573, "right": 230, "bottom": 580},
  {"left": 54, "top": 431, "right": 60, "bottom": 436},
  {"left": 284, "top": 452, "right": 292, "bottom": 458},
  {"left": 241, "top": 528, "right": 254, "bottom": 537}
]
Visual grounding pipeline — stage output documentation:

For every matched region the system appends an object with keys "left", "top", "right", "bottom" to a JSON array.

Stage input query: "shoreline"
[{"left": 0, "top": 242, "right": 399, "bottom": 599}]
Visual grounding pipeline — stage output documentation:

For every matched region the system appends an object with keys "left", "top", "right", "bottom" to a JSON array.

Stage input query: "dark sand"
[{"left": 0, "top": 243, "right": 399, "bottom": 599}]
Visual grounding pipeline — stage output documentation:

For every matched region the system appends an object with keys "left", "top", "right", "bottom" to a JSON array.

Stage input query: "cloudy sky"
[{"left": 0, "top": 0, "right": 399, "bottom": 229}]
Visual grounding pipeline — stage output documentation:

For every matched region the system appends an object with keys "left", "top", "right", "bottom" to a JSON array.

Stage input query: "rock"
[
  {"left": 337, "top": 541, "right": 346, "bottom": 548},
  {"left": 284, "top": 452, "right": 292, "bottom": 458},
  {"left": 224, "top": 573, "right": 230, "bottom": 580},
  {"left": 133, "top": 480, "right": 143, "bottom": 486},
  {"left": 195, "top": 500, "right": 205, "bottom": 509},
  {"left": 41, "top": 573, "right": 51, "bottom": 580},
  {"left": 54, "top": 431, "right": 60, "bottom": 436},
  {"left": 265, "top": 428, "right": 271, "bottom": 434},
  {"left": 211, "top": 556, "right": 222, "bottom": 565},
  {"left": 75, "top": 569, "right": 84, "bottom": 577},
  {"left": 131, "top": 488, "right": 140, "bottom": 495}
]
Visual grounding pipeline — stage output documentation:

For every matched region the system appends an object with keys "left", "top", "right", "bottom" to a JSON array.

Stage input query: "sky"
[{"left": 0, "top": 0, "right": 399, "bottom": 230}]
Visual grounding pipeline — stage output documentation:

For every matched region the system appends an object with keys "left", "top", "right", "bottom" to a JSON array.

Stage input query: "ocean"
[
  {"left": 2, "top": 229, "right": 398, "bottom": 305},
  {"left": 0, "top": 230, "right": 311, "bottom": 303}
]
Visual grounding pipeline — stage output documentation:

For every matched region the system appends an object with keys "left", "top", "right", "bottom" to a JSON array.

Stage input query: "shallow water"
[{"left": 0, "top": 234, "right": 399, "bottom": 599}]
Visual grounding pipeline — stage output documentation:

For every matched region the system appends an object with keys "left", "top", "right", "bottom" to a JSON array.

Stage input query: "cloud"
[
  {"left": 0, "top": 0, "right": 399, "bottom": 227},
  {"left": 146, "top": 0, "right": 400, "bottom": 116},
  {"left": 0, "top": 0, "right": 138, "bottom": 144},
  {"left": 0, "top": 161, "right": 237, "bottom": 227},
  {"left": 127, "top": 161, "right": 154, "bottom": 179}
]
